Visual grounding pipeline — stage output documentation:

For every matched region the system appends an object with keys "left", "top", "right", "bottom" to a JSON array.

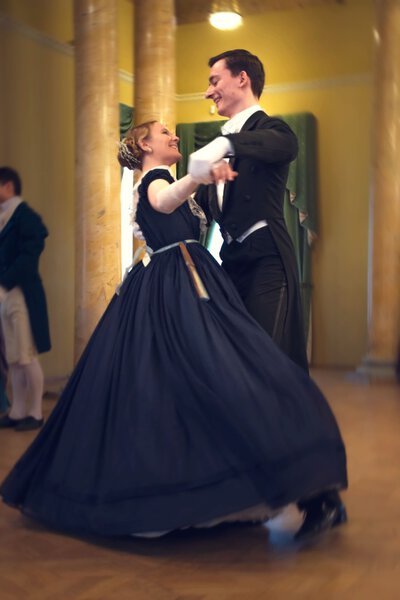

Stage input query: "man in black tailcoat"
[
  {"left": 191, "top": 49, "right": 308, "bottom": 373},
  {"left": 189, "top": 49, "right": 347, "bottom": 540}
]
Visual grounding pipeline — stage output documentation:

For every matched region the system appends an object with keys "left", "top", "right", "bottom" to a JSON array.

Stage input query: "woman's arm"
[
  {"left": 147, "top": 174, "right": 200, "bottom": 214},
  {"left": 148, "top": 163, "right": 237, "bottom": 214}
]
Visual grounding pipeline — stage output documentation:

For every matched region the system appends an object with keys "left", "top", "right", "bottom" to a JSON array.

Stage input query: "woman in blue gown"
[{"left": 0, "top": 121, "right": 347, "bottom": 538}]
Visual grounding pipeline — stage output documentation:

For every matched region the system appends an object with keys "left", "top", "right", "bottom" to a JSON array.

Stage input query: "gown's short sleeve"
[{"left": 139, "top": 169, "right": 175, "bottom": 200}]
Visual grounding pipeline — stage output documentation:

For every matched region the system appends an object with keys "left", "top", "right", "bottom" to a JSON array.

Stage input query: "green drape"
[
  {"left": 176, "top": 121, "right": 227, "bottom": 180},
  {"left": 281, "top": 113, "right": 317, "bottom": 342},
  {"left": 176, "top": 113, "right": 317, "bottom": 342},
  {"left": 119, "top": 103, "right": 134, "bottom": 138}
]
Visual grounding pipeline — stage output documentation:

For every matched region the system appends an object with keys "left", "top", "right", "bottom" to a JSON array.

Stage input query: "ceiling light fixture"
[{"left": 209, "top": 1, "right": 243, "bottom": 31}]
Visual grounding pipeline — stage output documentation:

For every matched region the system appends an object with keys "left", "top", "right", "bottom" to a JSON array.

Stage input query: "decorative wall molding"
[
  {"left": 177, "top": 73, "right": 372, "bottom": 102},
  {"left": 1, "top": 11, "right": 371, "bottom": 99},
  {"left": 119, "top": 69, "right": 134, "bottom": 85},
  {"left": 0, "top": 11, "right": 134, "bottom": 84},
  {"left": 0, "top": 11, "right": 74, "bottom": 57}
]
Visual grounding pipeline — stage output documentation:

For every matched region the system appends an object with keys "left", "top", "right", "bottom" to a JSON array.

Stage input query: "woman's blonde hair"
[{"left": 117, "top": 120, "right": 157, "bottom": 171}]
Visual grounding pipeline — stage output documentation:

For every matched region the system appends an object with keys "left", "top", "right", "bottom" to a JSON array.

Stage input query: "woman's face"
[{"left": 145, "top": 122, "right": 181, "bottom": 165}]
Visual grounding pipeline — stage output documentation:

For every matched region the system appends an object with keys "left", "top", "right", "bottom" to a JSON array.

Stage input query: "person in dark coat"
[
  {"left": 0, "top": 167, "right": 51, "bottom": 431},
  {"left": 189, "top": 49, "right": 347, "bottom": 540}
]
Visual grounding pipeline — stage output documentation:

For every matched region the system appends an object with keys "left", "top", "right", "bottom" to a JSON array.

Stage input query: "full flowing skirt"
[{"left": 0, "top": 244, "right": 347, "bottom": 536}]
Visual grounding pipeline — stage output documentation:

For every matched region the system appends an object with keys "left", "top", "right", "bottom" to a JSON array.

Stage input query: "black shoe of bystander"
[
  {"left": 0, "top": 415, "right": 22, "bottom": 428},
  {"left": 14, "top": 416, "right": 44, "bottom": 432}
]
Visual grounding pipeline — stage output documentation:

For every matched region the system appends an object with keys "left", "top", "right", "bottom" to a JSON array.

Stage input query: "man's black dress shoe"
[
  {"left": 0, "top": 414, "right": 21, "bottom": 428},
  {"left": 295, "top": 500, "right": 347, "bottom": 541},
  {"left": 14, "top": 416, "right": 44, "bottom": 432}
]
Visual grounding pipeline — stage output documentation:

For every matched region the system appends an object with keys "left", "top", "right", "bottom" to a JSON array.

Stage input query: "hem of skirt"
[{"left": 0, "top": 461, "right": 347, "bottom": 537}]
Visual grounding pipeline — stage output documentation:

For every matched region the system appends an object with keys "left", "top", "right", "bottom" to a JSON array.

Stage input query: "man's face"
[
  {"left": 0, "top": 181, "right": 14, "bottom": 204},
  {"left": 205, "top": 59, "right": 244, "bottom": 118}
]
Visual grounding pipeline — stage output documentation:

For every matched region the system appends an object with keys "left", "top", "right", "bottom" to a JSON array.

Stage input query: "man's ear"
[{"left": 238, "top": 70, "right": 249, "bottom": 88}]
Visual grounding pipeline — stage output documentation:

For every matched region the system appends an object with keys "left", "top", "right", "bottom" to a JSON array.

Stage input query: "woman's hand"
[{"left": 210, "top": 160, "right": 238, "bottom": 184}]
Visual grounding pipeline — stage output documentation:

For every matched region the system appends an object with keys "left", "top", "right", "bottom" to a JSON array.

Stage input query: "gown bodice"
[{"left": 136, "top": 168, "right": 200, "bottom": 251}]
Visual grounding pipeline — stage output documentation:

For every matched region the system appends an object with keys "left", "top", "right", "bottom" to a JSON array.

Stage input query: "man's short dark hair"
[
  {"left": 0, "top": 167, "right": 22, "bottom": 195},
  {"left": 208, "top": 49, "right": 265, "bottom": 98}
]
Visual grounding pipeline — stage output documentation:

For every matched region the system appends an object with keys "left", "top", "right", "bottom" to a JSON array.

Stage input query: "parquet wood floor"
[{"left": 1, "top": 369, "right": 399, "bottom": 600}]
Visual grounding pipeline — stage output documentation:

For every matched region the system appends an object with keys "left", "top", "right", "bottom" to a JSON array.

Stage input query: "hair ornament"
[{"left": 118, "top": 139, "right": 141, "bottom": 170}]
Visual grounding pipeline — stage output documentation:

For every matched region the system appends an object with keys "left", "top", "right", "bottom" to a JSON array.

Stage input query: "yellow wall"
[
  {"left": 118, "top": 0, "right": 134, "bottom": 106},
  {"left": 0, "top": 0, "right": 73, "bottom": 42},
  {"left": 0, "top": 5, "right": 75, "bottom": 382},
  {"left": 176, "top": 0, "right": 373, "bottom": 367},
  {"left": 0, "top": 0, "right": 374, "bottom": 371},
  {"left": 177, "top": 1, "right": 372, "bottom": 95}
]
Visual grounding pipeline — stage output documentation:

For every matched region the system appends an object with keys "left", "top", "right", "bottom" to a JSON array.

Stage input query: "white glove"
[
  {"left": 151, "top": 174, "right": 200, "bottom": 213},
  {"left": 188, "top": 137, "right": 234, "bottom": 183}
]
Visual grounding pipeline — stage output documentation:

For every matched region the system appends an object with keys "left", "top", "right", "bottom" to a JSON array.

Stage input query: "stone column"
[
  {"left": 132, "top": 0, "right": 176, "bottom": 256},
  {"left": 358, "top": 0, "right": 400, "bottom": 381},
  {"left": 74, "top": 0, "right": 121, "bottom": 361},
  {"left": 133, "top": 0, "right": 176, "bottom": 127}
]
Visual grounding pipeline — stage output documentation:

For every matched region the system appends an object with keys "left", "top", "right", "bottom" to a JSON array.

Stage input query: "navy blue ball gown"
[{"left": 0, "top": 168, "right": 347, "bottom": 536}]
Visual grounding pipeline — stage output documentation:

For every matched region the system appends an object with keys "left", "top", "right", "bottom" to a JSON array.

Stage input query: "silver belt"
[{"left": 117, "top": 240, "right": 209, "bottom": 301}]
